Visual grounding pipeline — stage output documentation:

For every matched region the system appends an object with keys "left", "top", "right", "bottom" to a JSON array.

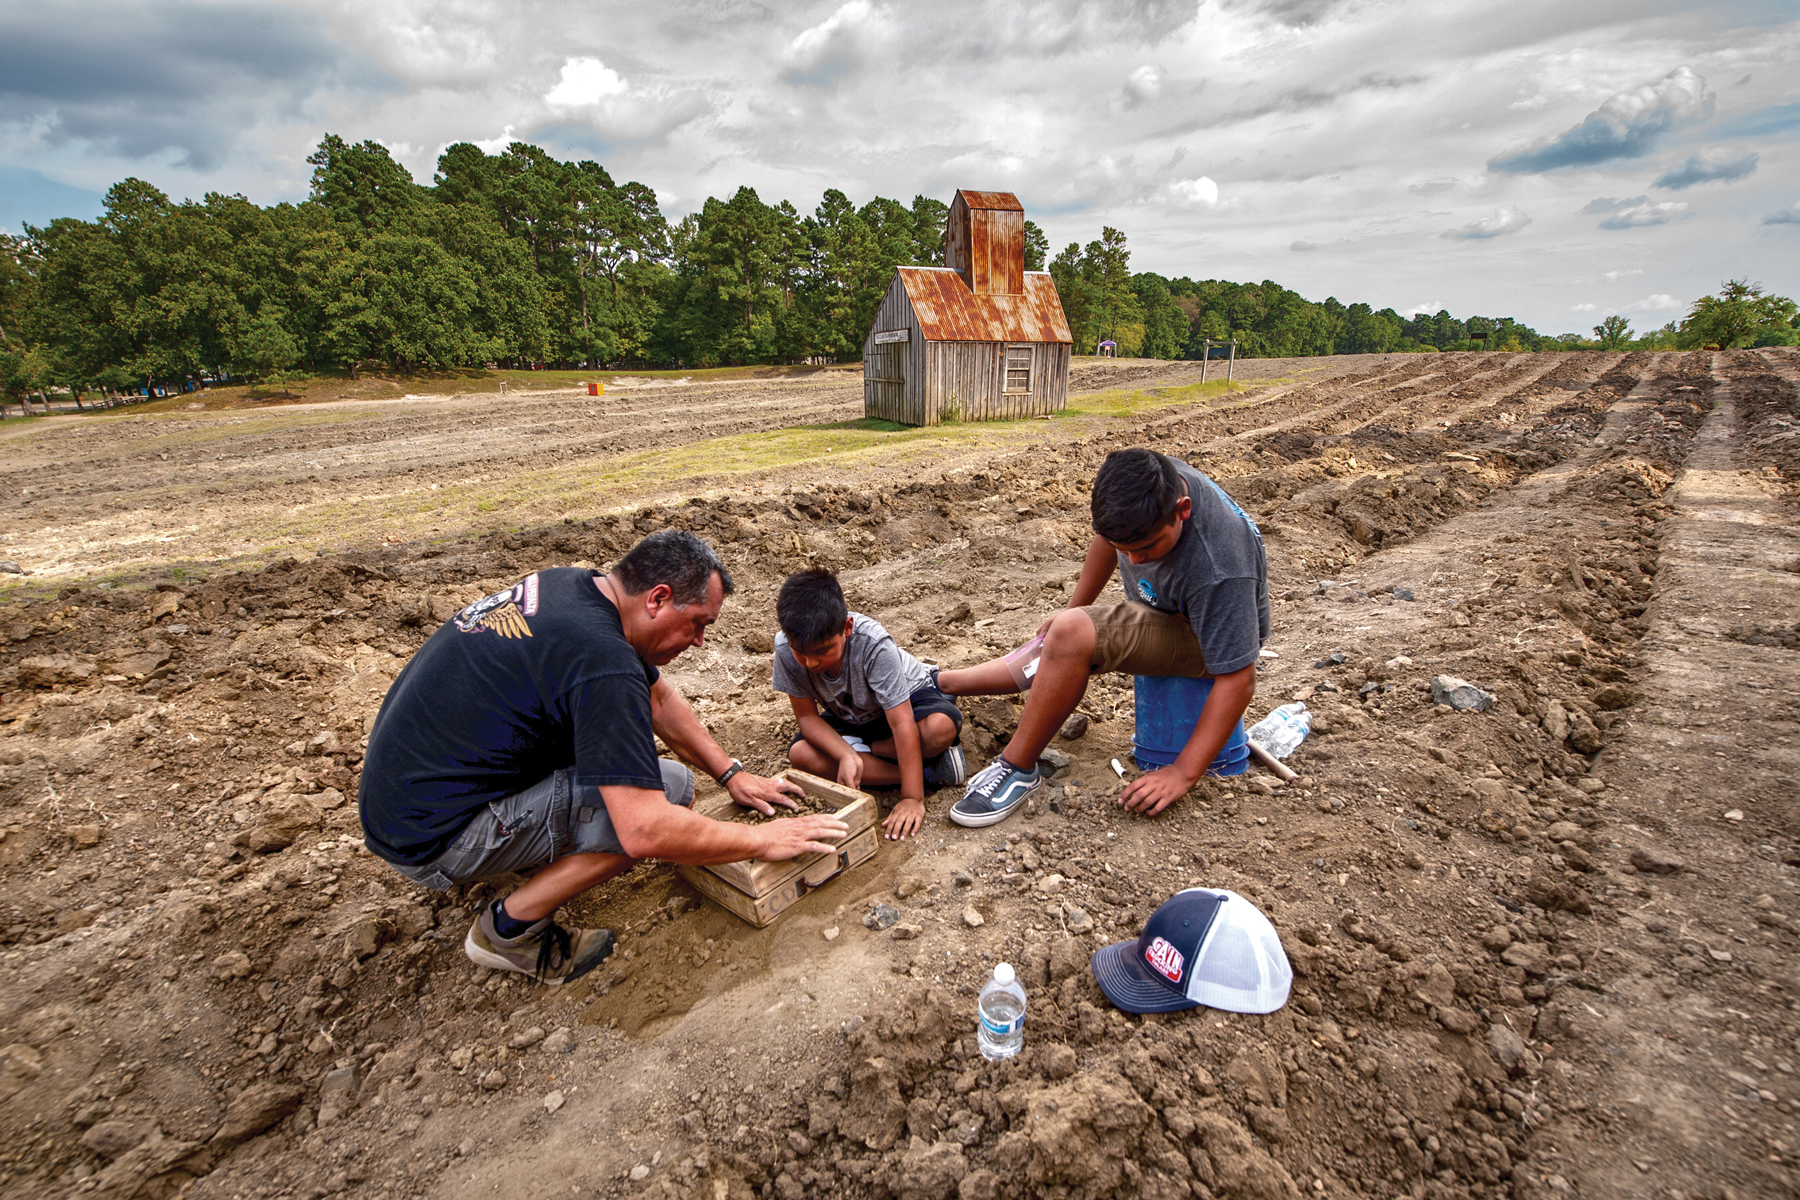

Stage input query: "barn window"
[{"left": 1004, "top": 345, "right": 1032, "bottom": 393}]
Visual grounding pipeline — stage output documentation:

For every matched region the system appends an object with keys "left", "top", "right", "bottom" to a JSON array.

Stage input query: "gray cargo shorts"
[{"left": 392, "top": 759, "right": 695, "bottom": 891}]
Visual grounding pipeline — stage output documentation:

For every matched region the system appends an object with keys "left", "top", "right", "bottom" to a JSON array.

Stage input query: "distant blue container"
[{"left": 1132, "top": 675, "right": 1249, "bottom": 776}]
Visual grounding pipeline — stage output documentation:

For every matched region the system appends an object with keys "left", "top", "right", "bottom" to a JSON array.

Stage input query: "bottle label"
[{"left": 980, "top": 1012, "right": 1023, "bottom": 1037}]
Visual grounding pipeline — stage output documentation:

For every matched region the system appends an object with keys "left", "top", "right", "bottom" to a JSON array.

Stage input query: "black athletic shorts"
[{"left": 788, "top": 683, "right": 963, "bottom": 752}]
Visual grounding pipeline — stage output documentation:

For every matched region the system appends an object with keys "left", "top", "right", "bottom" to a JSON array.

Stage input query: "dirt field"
[{"left": 1, "top": 349, "right": 1797, "bottom": 1200}]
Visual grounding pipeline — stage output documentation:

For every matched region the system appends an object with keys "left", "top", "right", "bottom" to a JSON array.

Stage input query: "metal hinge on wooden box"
[{"left": 677, "top": 769, "right": 880, "bottom": 927}]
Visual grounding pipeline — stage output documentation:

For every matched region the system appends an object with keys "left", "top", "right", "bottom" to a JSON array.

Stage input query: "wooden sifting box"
[{"left": 677, "top": 769, "right": 880, "bottom": 927}]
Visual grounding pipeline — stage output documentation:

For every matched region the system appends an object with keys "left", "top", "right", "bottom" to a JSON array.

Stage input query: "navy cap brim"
[{"left": 1090, "top": 940, "right": 1202, "bottom": 1014}]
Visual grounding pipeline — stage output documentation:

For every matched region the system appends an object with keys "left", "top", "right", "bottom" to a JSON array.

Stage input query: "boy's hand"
[
  {"left": 1117, "top": 766, "right": 1194, "bottom": 816},
  {"left": 835, "top": 752, "right": 865, "bottom": 792},
  {"left": 882, "top": 797, "right": 925, "bottom": 841},
  {"left": 727, "top": 772, "right": 805, "bottom": 816}
]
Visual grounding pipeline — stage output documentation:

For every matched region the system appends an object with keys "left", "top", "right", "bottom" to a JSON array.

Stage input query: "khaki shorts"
[{"left": 1081, "top": 603, "right": 1211, "bottom": 678}]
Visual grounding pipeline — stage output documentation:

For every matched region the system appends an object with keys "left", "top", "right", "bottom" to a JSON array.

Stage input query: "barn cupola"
[{"left": 945, "top": 190, "right": 1025, "bottom": 297}]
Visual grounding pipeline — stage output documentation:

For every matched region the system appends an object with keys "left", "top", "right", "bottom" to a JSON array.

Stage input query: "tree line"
[{"left": 2, "top": 135, "right": 1796, "bottom": 406}]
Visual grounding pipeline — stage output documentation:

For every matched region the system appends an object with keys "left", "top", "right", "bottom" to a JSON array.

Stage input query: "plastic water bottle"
[
  {"left": 1002, "top": 636, "right": 1045, "bottom": 692},
  {"left": 977, "top": 962, "right": 1027, "bottom": 1061},
  {"left": 1246, "top": 702, "right": 1311, "bottom": 759}
]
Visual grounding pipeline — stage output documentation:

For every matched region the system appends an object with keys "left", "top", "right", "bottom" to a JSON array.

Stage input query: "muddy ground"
[{"left": 0, "top": 350, "right": 1797, "bottom": 1200}]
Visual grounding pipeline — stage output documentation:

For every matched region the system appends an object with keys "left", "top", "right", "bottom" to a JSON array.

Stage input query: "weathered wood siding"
[
  {"left": 862, "top": 276, "right": 926, "bottom": 424},
  {"left": 922, "top": 340, "right": 1069, "bottom": 423}
]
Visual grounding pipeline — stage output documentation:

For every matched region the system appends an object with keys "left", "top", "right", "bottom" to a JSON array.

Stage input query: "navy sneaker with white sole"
[
  {"left": 950, "top": 758, "right": 1040, "bottom": 827},
  {"left": 924, "top": 746, "right": 967, "bottom": 787}
]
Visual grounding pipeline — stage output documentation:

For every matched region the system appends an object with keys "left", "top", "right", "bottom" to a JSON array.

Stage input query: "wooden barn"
[{"left": 862, "top": 190, "right": 1072, "bottom": 426}]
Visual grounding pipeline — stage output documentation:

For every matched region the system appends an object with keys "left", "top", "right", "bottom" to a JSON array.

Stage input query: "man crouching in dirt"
[
  {"left": 359, "top": 530, "right": 846, "bottom": 985},
  {"left": 938, "top": 447, "right": 1269, "bottom": 825}
]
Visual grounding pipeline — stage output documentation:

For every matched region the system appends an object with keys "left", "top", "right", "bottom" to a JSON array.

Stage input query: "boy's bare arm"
[
  {"left": 1119, "top": 663, "right": 1257, "bottom": 816},
  {"left": 883, "top": 701, "right": 926, "bottom": 802},
  {"left": 790, "top": 697, "right": 864, "bottom": 789}
]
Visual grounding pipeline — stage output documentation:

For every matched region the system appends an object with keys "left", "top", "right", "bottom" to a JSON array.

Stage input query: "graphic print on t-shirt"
[
  {"left": 454, "top": 573, "right": 540, "bottom": 639},
  {"left": 1137, "top": 578, "right": 1159, "bottom": 604}
]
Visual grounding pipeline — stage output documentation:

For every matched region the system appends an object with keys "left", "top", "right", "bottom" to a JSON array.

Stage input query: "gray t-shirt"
[
  {"left": 1115, "top": 456, "right": 1270, "bottom": 676},
  {"left": 772, "top": 613, "right": 932, "bottom": 726}
]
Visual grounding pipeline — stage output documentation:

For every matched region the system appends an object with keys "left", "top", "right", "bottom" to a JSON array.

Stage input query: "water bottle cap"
[{"left": 993, "top": 962, "right": 1015, "bottom": 985}]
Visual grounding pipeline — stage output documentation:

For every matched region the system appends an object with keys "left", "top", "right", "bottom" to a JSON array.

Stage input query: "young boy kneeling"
[
  {"left": 774, "top": 569, "right": 966, "bottom": 840},
  {"left": 938, "top": 447, "right": 1269, "bottom": 827}
]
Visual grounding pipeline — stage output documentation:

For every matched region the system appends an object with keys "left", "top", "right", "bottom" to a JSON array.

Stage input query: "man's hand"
[
  {"left": 726, "top": 771, "right": 805, "bottom": 816},
  {"left": 882, "top": 797, "right": 925, "bottom": 841},
  {"left": 835, "top": 751, "right": 865, "bottom": 792},
  {"left": 1117, "top": 765, "right": 1196, "bottom": 816},
  {"left": 758, "top": 813, "right": 849, "bottom": 861}
]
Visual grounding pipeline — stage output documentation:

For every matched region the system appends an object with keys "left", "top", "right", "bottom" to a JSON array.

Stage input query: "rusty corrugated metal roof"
[
  {"left": 955, "top": 190, "right": 1023, "bottom": 212},
  {"left": 897, "top": 267, "right": 1072, "bottom": 344}
]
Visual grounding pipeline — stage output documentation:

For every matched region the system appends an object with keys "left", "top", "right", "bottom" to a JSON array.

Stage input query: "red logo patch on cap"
[{"left": 1144, "top": 936, "right": 1185, "bottom": 983}]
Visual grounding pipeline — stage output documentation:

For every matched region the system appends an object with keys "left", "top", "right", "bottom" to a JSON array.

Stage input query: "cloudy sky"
[{"left": 2, "top": 0, "right": 1796, "bottom": 335}]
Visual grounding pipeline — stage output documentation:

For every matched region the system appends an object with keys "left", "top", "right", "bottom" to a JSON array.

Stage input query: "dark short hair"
[
  {"left": 1091, "top": 448, "right": 1184, "bottom": 544},
  {"left": 777, "top": 569, "right": 848, "bottom": 650},
  {"left": 612, "top": 530, "right": 733, "bottom": 605}
]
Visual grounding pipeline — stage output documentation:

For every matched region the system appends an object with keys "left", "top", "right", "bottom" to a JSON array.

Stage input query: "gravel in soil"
[{"left": 0, "top": 350, "right": 1797, "bottom": 1200}]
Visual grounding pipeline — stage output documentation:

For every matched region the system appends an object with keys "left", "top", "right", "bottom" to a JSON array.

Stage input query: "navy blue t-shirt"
[{"left": 360, "top": 568, "right": 664, "bottom": 866}]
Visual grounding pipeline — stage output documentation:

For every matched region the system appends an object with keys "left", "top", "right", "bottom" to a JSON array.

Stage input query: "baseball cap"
[{"left": 1090, "top": 888, "right": 1292, "bottom": 1015}]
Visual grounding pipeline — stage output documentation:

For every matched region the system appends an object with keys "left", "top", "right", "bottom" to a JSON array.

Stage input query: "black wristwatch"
[{"left": 715, "top": 759, "right": 744, "bottom": 787}]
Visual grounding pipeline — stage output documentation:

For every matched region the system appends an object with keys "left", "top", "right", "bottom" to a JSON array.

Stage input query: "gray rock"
[
  {"left": 1488, "top": 1024, "right": 1529, "bottom": 1074},
  {"left": 1393, "top": 588, "right": 1415, "bottom": 601},
  {"left": 864, "top": 904, "right": 900, "bottom": 931},
  {"left": 1038, "top": 747, "right": 1072, "bottom": 775},
  {"left": 1063, "top": 906, "right": 1095, "bottom": 934},
  {"left": 0, "top": 561, "right": 21, "bottom": 575},
  {"left": 539, "top": 1028, "right": 574, "bottom": 1055},
  {"left": 317, "top": 1065, "right": 359, "bottom": 1124},
  {"left": 479, "top": 1069, "right": 506, "bottom": 1091},
  {"left": 508, "top": 1026, "right": 545, "bottom": 1050},
  {"left": 1313, "top": 652, "right": 1347, "bottom": 668},
  {"left": 1630, "top": 846, "right": 1684, "bottom": 875},
  {"left": 961, "top": 905, "right": 985, "bottom": 928},
  {"left": 1057, "top": 713, "right": 1090, "bottom": 741},
  {"left": 1431, "top": 675, "right": 1495, "bottom": 712}
]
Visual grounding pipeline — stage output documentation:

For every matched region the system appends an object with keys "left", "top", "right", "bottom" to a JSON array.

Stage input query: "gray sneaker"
[
  {"left": 924, "top": 746, "right": 967, "bottom": 787},
  {"left": 465, "top": 906, "right": 615, "bottom": 985},
  {"left": 950, "top": 759, "right": 1041, "bottom": 828}
]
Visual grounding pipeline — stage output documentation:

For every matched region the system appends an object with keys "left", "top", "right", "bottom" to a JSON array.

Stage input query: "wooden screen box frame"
[{"left": 677, "top": 769, "right": 880, "bottom": 927}]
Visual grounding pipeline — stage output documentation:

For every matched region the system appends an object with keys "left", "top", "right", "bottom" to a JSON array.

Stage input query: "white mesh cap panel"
[{"left": 1185, "top": 891, "right": 1293, "bottom": 1014}]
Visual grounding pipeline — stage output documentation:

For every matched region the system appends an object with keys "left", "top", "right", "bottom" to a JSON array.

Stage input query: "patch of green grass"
[{"left": 1058, "top": 378, "right": 1252, "bottom": 419}]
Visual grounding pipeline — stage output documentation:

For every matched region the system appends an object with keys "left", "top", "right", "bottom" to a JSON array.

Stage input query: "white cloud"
[
  {"left": 1763, "top": 202, "right": 1800, "bottom": 226},
  {"left": 544, "top": 58, "right": 628, "bottom": 110},
  {"left": 1165, "top": 176, "right": 1219, "bottom": 207},
  {"left": 1490, "top": 66, "right": 1714, "bottom": 173},
  {"left": 1653, "top": 145, "right": 1757, "bottom": 190},
  {"left": 1120, "top": 65, "right": 1165, "bottom": 110},
  {"left": 1570, "top": 302, "right": 1597, "bottom": 311},
  {"left": 472, "top": 125, "right": 517, "bottom": 154},
  {"left": 785, "top": 0, "right": 880, "bottom": 83},
  {"left": 1592, "top": 198, "right": 1689, "bottom": 230},
  {"left": 1623, "top": 293, "right": 1681, "bottom": 311},
  {"left": 1402, "top": 301, "right": 1442, "bottom": 316},
  {"left": 1602, "top": 268, "right": 1643, "bottom": 281},
  {"left": 1442, "top": 206, "right": 1531, "bottom": 240}
]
